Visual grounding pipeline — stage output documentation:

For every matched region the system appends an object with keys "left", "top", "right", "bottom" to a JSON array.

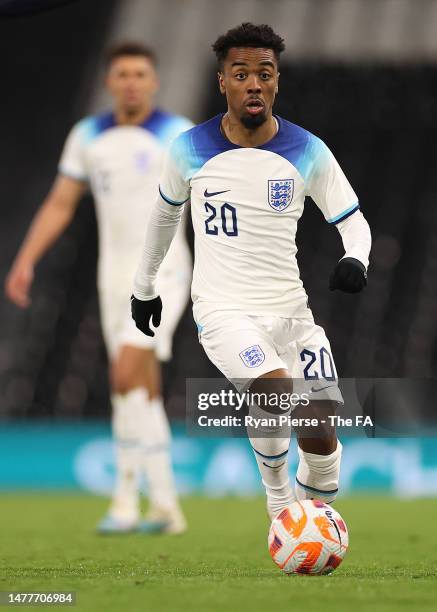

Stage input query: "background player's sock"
[
  {"left": 141, "top": 395, "right": 181, "bottom": 514},
  {"left": 295, "top": 440, "right": 342, "bottom": 504},
  {"left": 247, "top": 401, "right": 295, "bottom": 519},
  {"left": 110, "top": 390, "right": 144, "bottom": 523}
]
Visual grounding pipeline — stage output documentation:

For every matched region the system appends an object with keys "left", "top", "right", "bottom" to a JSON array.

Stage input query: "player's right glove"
[
  {"left": 131, "top": 295, "right": 162, "bottom": 337},
  {"left": 329, "top": 257, "right": 367, "bottom": 294}
]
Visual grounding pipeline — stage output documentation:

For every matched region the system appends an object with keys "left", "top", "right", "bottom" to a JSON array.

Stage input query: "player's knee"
[
  {"left": 111, "top": 364, "right": 136, "bottom": 395},
  {"left": 250, "top": 369, "right": 293, "bottom": 415}
]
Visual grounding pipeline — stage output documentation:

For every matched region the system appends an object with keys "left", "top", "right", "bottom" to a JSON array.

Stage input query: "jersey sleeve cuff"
[
  {"left": 159, "top": 186, "right": 189, "bottom": 206},
  {"left": 328, "top": 202, "right": 360, "bottom": 225}
]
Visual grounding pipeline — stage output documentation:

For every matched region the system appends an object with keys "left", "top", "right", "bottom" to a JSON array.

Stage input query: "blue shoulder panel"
[
  {"left": 170, "top": 114, "right": 239, "bottom": 180},
  {"left": 75, "top": 108, "right": 193, "bottom": 152},
  {"left": 168, "top": 114, "right": 329, "bottom": 183},
  {"left": 261, "top": 117, "right": 325, "bottom": 182},
  {"left": 76, "top": 112, "right": 116, "bottom": 146},
  {"left": 142, "top": 108, "right": 193, "bottom": 147}
]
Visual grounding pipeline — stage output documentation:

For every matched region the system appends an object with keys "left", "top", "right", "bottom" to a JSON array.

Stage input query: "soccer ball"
[{"left": 268, "top": 500, "right": 349, "bottom": 575}]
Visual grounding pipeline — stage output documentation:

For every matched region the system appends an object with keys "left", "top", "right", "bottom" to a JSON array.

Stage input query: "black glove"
[
  {"left": 131, "top": 295, "right": 162, "bottom": 336},
  {"left": 329, "top": 257, "right": 367, "bottom": 294}
]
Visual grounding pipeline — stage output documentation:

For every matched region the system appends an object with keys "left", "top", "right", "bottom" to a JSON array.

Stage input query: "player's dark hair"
[
  {"left": 212, "top": 23, "right": 285, "bottom": 68},
  {"left": 105, "top": 41, "right": 157, "bottom": 68}
]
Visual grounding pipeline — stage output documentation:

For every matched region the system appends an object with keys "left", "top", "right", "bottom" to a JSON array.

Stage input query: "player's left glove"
[
  {"left": 329, "top": 257, "right": 367, "bottom": 294},
  {"left": 131, "top": 295, "right": 162, "bottom": 337}
]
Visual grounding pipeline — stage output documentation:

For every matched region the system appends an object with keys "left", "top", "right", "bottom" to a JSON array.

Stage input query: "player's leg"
[
  {"left": 248, "top": 369, "right": 297, "bottom": 519},
  {"left": 97, "top": 288, "right": 183, "bottom": 534},
  {"left": 110, "top": 344, "right": 185, "bottom": 534},
  {"left": 293, "top": 401, "right": 342, "bottom": 504},
  {"left": 196, "top": 309, "right": 295, "bottom": 519},
  {"left": 284, "top": 319, "right": 343, "bottom": 504},
  {"left": 98, "top": 346, "right": 148, "bottom": 532},
  {"left": 108, "top": 389, "right": 141, "bottom": 527},
  {"left": 96, "top": 293, "right": 144, "bottom": 532}
]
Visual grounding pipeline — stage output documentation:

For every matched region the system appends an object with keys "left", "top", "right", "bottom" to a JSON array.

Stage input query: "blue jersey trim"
[
  {"left": 159, "top": 185, "right": 188, "bottom": 206},
  {"left": 328, "top": 203, "right": 360, "bottom": 224},
  {"left": 143, "top": 108, "right": 189, "bottom": 144},
  {"left": 76, "top": 112, "right": 116, "bottom": 146}
]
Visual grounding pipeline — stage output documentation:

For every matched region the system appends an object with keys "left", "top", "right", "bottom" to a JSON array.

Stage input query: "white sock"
[
  {"left": 295, "top": 440, "right": 343, "bottom": 504},
  {"left": 140, "top": 395, "right": 180, "bottom": 512},
  {"left": 247, "top": 401, "right": 295, "bottom": 518},
  {"left": 110, "top": 390, "right": 144, "bottom": 521}
]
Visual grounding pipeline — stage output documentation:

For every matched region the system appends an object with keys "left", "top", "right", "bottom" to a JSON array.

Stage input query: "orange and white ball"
[{"left": 268, "top": 500, "right": 349, "bottom": 575}]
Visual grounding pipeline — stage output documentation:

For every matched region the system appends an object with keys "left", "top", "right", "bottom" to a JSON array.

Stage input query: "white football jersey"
[
  {"left": 58, "top": 109, "right": 193, "bottom": 291},
  {"left": 159, "top": 114, "right": 359, "bottom": 318}
]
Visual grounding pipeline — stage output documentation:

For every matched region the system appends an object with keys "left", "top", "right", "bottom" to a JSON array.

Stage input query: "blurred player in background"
[
  {"left": 5, "top": 42, "right": 193, "bottom": 534},
  {"left": 131, "top": 24, "right": 371, "bottom": 521}
]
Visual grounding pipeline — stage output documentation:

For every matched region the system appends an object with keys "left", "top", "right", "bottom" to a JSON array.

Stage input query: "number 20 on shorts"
[{"left": 300, "top": 347, "right": 336, "bottom": 381}]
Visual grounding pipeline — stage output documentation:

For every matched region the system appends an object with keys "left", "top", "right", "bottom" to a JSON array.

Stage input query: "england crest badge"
[
  {"left": 268, "top": 179, "right": 294, "bottom": 212},
  {"left": 239, "top": 345, "right": 265, "bottom": 368}
]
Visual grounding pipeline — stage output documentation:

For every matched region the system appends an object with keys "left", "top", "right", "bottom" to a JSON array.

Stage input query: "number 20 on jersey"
[{"left": 204, "top": 202, "right": 238, "bottom": 236}]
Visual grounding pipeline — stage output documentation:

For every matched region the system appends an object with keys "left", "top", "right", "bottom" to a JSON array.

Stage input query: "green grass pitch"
[{"left": 1, "top": 495, "right": 437, "bottom": 611}]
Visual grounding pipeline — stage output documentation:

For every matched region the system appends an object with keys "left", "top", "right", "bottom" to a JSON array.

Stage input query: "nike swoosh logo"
[
  {"left": 310, "top": 384, "right": 335, "bottom": 393},
  {"left": 204, "top": 188, "right": 230, "bottom": 198}
]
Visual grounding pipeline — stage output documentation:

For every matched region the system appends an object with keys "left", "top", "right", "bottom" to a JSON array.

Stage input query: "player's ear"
[{"left": 218, "top": 71, "right": 226, "bottom": 95}]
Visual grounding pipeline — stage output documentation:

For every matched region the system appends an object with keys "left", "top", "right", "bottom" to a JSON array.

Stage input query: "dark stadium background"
[{"left": 1, "top": 0, "right": 437, "bottom": 423}]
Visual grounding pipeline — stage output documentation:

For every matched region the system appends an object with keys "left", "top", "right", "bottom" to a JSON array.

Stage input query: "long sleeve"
[
  {"left": 335, "top": 210, "right": 372, "bottom": 269},
  {"left": 134, "top": 127, "right": 192, "bottom": 300},
  {"left": 133, "top": 194, "right": 185, "bottom": 299}
]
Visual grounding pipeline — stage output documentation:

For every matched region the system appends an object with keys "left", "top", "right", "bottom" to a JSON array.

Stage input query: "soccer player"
[
  {"left": 5, "top": 42, "right": 193, "bottom": 534},
  {"left": 131, "top": 24, "right": 371, "bottom": 520}
]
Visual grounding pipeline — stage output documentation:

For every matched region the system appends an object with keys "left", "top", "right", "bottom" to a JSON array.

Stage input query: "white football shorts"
[
  {"left": 193, "top": 304, "right": 343, "bottom": 402},
  {"left": 99, "top": 230, "right": 191, "bottom": 362}
]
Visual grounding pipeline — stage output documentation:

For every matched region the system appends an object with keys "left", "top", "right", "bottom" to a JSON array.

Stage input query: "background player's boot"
[
  {"left": 98, "top": 391, "right": 144, "bottom": 533},
  {"left": 139, "top": 504, "right": 187, "bottom": 535},
  {"left": 96, "top": 513, "right": 139, "bottom": 534},
  {"left": 141, "top": 395, "right": 186, "bottom": 532},
  {"left": 96, "top": 496, "right": 141, "bottom": 533}
]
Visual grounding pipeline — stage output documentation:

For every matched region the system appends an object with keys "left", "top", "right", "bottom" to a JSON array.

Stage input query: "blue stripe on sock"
[
  {"left": 252, "top": 447, "right": 289, "bottom": 460},
  {"left": 295, "top": 477, "right": 338, "bottom": 496}
]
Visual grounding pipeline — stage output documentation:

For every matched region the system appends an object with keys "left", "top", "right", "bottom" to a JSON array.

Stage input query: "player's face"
[
  {"left": 105, "top": 56, "right": 159, "bottom": 112},
  {"left": 218, "top": 47, "right": 279, "bottom": 129}
]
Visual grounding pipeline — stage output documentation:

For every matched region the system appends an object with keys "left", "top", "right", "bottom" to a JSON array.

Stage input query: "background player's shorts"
[
  {"left": 100, "top": 272, "right": 189, "bottom": 362},
  {"left": 99, "top": 228, "right": 191, "bottom": 362},
  {"left": 193, "top": 305, "right": 343, "bottom": 403}
]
